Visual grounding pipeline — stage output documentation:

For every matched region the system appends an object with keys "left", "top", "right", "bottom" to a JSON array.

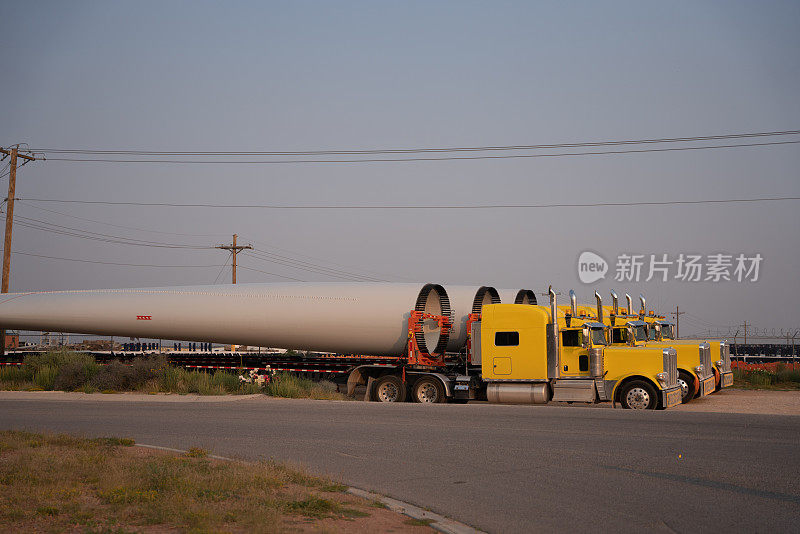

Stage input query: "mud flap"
[
  {"left": 346, "top": 368, "right": 365, "bottom": 397},
  {"left": 364, "top": 376, "right": 375, "bottom": 402}
]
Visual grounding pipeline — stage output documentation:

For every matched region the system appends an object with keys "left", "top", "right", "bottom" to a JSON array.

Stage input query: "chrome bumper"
[
  {"left": 721, "top": 371, "right": 734, "bottom": 388},
  {"left": 663, "top": 386, "right": 682, "bottom": 409},
  {"left": 700, "top": 375, "right": 716, "bottom": 397}
]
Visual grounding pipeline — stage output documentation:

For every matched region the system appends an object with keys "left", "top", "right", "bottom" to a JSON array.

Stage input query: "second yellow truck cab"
[
  {"left": 646, "top": 315, "right": 734, "bottom": 391},
  {"left": 590, "top": 291, "right": 715, "bottom": 403},
  {"left": 477, "top": 288, "right": 682, "bottom": 409}
]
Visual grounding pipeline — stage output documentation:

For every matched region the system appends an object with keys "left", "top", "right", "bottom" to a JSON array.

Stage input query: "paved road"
[{"left": 2, "top": 393, "right": 799, "bottom": 533}]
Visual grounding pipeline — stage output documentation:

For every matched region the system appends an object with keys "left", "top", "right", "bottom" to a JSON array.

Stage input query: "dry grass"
[
  {"left": 264, "top": 373, "right": 348, "bottom": 401},
  {"left": 0, "top": 430, "right": 423, "bottom": 533},
  {"left": 0, "top": 351, "right": 353, "bottom": 400},
  {"left": 733, "top": 366, "right": 800, "bottom": 390}
]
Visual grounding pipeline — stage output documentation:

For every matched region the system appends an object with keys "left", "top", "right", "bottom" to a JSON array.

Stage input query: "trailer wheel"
[
  {"left": 372, "top": 375, "right": 406, "bottom": 403},
  {"left": 677, "top": 371, "right": 695, "bottom": 403},
  {"left": 620, "top": 380, "right": 657, "bottom": 410},
  {"left": 411, "top": 377, "right": 445, "bottom": 404}
]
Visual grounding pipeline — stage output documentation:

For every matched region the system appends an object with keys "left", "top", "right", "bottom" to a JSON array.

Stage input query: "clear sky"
[{"left": 2, "top": 1, "right": 799, "bottom": 339}]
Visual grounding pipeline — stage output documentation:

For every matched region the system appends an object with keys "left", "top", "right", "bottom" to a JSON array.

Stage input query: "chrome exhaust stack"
[
  {"left": 626, "top": 293, "right": 633, "bottom": 316},
  {"left": 610, "top": 290, "right": 619, "bottom": 326},
  {"left": 569, "top": 289, "right": 578, "bottom": 317},
  {"left": 594, "top": 291, "right": 604, "bottom": 324},
  {"left": 639, "top": 294, "right": 646, "bottom": 320},
  {"left": 549, "top": 286, "right": 561, "bottom": 377},
  {"left": 567, "top": 289, "right": 577, "bottom": 327}
]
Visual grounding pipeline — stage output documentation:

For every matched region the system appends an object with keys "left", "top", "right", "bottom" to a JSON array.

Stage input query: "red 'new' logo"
[{"left": 136, "top": 315, "right": 152, "bottom": 320}]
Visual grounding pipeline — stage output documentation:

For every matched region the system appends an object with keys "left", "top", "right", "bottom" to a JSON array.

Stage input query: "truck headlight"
[
  {"left": 695, "top": 365, "right": 704, "bottom": 374},
  {"left": 716, "top": 360, "right": 724, "bottom": 368},
  {"left": 656, "top": 372, "right": 668, "bottom": 386}
]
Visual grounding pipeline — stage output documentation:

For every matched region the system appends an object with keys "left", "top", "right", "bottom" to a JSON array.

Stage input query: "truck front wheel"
[
  {"left": 411, "top": 377, "right": 446, "bottom": 403},
  {"left": 620, "top": 380, "right": 657, "bottom": 410},
  {"left": 677, "top": 371, "right": 696, "bottom": 403},
  {"left": 372, "top": 375, "right": 407, "bottom": 403}
]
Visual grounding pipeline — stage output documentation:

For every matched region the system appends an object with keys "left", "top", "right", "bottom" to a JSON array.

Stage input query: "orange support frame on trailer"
[
  {"left": 465, "top": 313, "right": 481, "bottom": 364},
  {"left": 405, "top": 310, "right": 452, "bottom": 367}
]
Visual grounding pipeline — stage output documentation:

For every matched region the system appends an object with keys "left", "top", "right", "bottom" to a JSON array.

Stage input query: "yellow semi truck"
[
  {"left": 352, "top": 287, "right": 682, "bottom": 409},
  {"left": 641, "top": 308, "right": 734, "bottom": 391},
  {"left": 568, "top": 291, "right": 734, "bottom": 395},
  {"left": 568, "top": 291, "right": 714, "bottom": 403}
]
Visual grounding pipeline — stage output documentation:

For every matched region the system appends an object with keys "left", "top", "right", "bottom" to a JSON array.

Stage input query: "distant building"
[{"left": 4, "top": 332, "right": 19, "bottom": 350}]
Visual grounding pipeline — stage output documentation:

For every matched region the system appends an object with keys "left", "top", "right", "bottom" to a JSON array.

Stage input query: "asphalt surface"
[{"left": 2, "top": 393, "right": 799, "bottom": 533}]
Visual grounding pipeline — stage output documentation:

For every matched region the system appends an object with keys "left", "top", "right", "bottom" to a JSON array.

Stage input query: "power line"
[
  {"left": 12, "top": 213, "right": 212, "bottom": 249},
  {"left": 15, "top": 195, "right": 800, "bottom": 210},
  {"left": 10, "top": 206, "right": 400, "bottom": 282},
  {"left": 27, "top": 129, "right": 800, "bottom": 156},
  {"left": 12, "top": 201, "right": 404, "bottom": 282},
  {"left": 235, "top": 264, "right": 307, "bottom": 282},
  {"left": 17, "top": 200, "right": 229, "bottom": 238},
  {"left": 12, "top": 251, "right": 224, "bottom": 268},
  {"left": 213, "top": 252, "right": 232, "bottom": 284},
  {"left": 245, "top": 249, "right": 389, "bottom": 282},
  {"left": 36, "top": 140, "right": 800, "bottom": 164},
  {"left": 241, "top": 235, "right": 414, "bottom": 282}
]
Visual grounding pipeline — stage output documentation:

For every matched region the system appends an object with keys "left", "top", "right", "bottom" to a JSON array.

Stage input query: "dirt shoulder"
[
  {"left": 671, "top": 388, "right": 800, "bottom": 415},
  {"left": 2, "top": 389, "right": 800, "bottom": 416}
]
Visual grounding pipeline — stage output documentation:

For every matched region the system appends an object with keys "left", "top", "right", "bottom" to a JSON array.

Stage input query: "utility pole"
[
  {"left": 740, "top": 321, "right": 748, "bottom": 345},
  {"left": 671, "top": 306, "right": 685, "bottom": 339},
  {"left": 215, "top": 234, "right": 252, "bottom": 284},
  {"left": 0, "top": 146, "right": 41, "bottom": 357}
]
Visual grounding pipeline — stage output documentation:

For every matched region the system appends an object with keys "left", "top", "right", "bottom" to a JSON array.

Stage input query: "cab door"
[{"left": 560, "top": 329, "right": 590, "bottom": 377}]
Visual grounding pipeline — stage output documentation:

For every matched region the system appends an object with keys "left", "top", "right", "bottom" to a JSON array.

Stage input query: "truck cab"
[
  {"left": 479, "top": 289, "right": 681, "bottom": 409},
  {"left": 604, "top": 293, "right": 716, "bottom": 402},
  {"left": 646, "top": 315, "right": 734, "bottom": 391}
]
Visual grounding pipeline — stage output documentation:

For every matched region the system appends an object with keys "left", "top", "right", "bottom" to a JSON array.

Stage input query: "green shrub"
[
  {"left": 90, "top": 361, "right": 135, "bottom": 391},
  {"left": 33, "top": 365, "right": 58, "bottom": 390},
  {"left": 210, "top": 370, "right": 240, "bottom": 392},
  {"left": 53, "top": 359, "right": 99, "bottom": 391},
  {"left": 0, "top": 365, "right": 33, "bottom": 386},
  {"left": 264, "top": 373, "right": 314, "bottom": 398},
  {"left": 746, "top": 370, "right": 774, "bottom": 387},
  {"left": 159, "top": 365, "right": 183, "bottom": 392},
  {"left": 90, "top": 356, "right": 163, "bottom": 392},
  {"left": 24, "top": 350, "right": 82, "bottom": 375},
  {"left": 263, "top": 373, "right": 343, "bottom": 400},
  {"left": 776, "top": 369, "right": 800, "bottom": 384}
]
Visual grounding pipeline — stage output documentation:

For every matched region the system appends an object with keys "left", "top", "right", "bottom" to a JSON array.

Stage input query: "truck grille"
[
  {"left": 720, "top": 341, "right": 731, "bottom": 372},
  {"left": 662, "top": 348, "right": 678, "bottom": 387},
  {"left": 700, "top": 343, "right": 713, "bottom": 379}
]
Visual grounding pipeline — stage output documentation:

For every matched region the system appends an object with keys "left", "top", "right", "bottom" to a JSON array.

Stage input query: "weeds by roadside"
[
  {"left": 0, "top": 350, "right": 348, "bottom": 399},
  {"left": 0, "top": 430, "right": 424, "bottom": 533},
  {"left": 732, "top": 361, "right": 800, "bottom": 390},
  {"left": 264, "top": 372, "right": 345, "bottom": 400}
]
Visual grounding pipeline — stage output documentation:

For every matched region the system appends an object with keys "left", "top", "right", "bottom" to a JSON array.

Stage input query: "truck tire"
[
  {"left": 677, "top": 370, "right": 696, "bottom": 403},
  {"left": 619, "top": 380, "right": 657, "bottom": 410},
  {"left": 372, "top": 375, "right": 407, "bottom": 403},
  {"left": 411, "top": 377, "right": 446, "bottom": 403}
]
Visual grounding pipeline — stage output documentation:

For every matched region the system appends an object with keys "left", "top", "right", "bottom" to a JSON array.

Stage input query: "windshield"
[
  {"left": 611, "top": 327, "right": 628, "bottom": 344},
  {"left": 633, "top": 325, "right": 648, "bottom": 342},
  {"left": 660, "top": 324, "right": 674, "bottom": 340},
  {"left": 647, "top": 325, "right": 658, "bottom": 341},
  {"left": 590, "top": 328, "right": 607, "bottom": 346}
]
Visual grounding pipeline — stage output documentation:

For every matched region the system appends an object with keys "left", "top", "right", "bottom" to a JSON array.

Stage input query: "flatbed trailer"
[{"left": 0, "top": 350, "right": 401, "bottom": 383}]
